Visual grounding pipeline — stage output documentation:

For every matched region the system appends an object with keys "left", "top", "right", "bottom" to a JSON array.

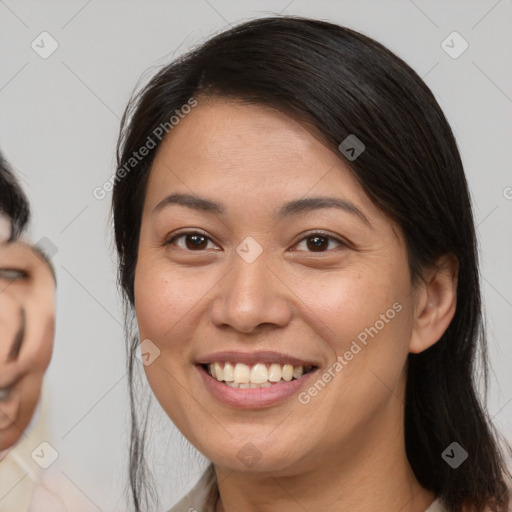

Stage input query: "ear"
[{"left": 409, "top": 254, "right": 459, "bottom": 354}]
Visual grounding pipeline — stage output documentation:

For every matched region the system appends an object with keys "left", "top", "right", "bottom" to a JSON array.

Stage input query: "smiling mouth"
[{"left": 199, "top": 362, "right": 317, "bottom": 389}]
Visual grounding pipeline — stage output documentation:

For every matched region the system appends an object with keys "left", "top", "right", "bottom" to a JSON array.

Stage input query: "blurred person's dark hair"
[{"left": 0, "top": 150, "right": 30, "bottom": 241}]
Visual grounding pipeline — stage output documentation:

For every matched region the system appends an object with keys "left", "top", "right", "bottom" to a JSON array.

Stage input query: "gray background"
[{"left": 1, "top": 0, "right": 511, "bottom": 510}]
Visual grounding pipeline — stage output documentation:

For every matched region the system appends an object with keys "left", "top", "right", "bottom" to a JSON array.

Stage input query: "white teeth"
[
  {"left": 234, "top": 363, "right": 250, "bottom": 383},
  {"left": 293, "top": 366, "right": 304, "bottom": 379},
  {"left": 213, "top": 362, "right": 223, "bottom": 380},
  {"left": 225, "top": 381, "right": 274, "bottom": 389},
  {"left": 223, "top": 362, "right": 234, "bottom": 382},
  {"left": 250, "top": 363, "right": 268, "bottom": 384},
  {"left": 250, "top": 382, "right": 272, "bottom": 388},
  {"left": 282, "top": 364, "right": 293, "bottom": 381},
  {"left": 206, "top": 362, "right": 310, "bottom": 386},
  {"left": 268, "top": 363, "right": 282, "bottom": 382}
]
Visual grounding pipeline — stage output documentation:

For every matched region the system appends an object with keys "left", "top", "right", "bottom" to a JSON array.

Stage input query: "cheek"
[
  {"left": 39, "top": 313, "right": 55, "bottom": 363},
  {"left": 18, "top": 374, "right": 43, "bottom": 429},
  {"left": 290, "top": 268, "right": 402, "bottom": 346},
  {"left": 293, "top": 266, "right": 414, "bottom": 399},
  {"left": 24, "top": 309, "right": 55, "bottom": 375},
  {"left": 0, "top": 298, "right": 18, "bottom": 362},
  {"left": 134, "top": 260, "right": 207, "bottom": 348}
]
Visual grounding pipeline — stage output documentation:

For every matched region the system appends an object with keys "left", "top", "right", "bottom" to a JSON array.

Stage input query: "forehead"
[
  {"left": 147, "top": 97, "right": 376, "bottom": 216},
  {"left": 0, "top": 240, "right": 56, "bottom": 282},
  {"left": 157, "top": 97, "right": 328, "bottom": 169}
]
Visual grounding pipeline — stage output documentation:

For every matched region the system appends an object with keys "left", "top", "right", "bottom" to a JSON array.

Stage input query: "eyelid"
[
  {"left": 163, "top": 230, "right": 221, "bottom": 253},
  {"left": 164, "top": 229, "right": 350, "bottom": 252},
  {"left": 164, "top": 229, "right": 214, "bottom": 245},
  {"left": 293, "top": 229, "right": 349, "bottom": 248}
]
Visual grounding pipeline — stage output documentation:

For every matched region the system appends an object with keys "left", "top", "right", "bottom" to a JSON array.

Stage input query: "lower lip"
[{"left": 196, "top": 365, "right": 319, "bottom": 409}]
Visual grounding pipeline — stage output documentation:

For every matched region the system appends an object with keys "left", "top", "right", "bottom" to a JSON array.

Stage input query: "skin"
[
  {"left": 0, "top": 240, "right": 56, "bottom": 451},
  {"left": 134, "top": 97, "right": 458, "bottom": 512}
]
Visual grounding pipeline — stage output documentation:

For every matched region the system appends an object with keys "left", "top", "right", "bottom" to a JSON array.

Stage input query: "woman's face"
[
  {"left": 0, "top": 241, "right": 55, "bottom": 451},
  {"left": 134, "top": 97, "right": 420, "bottom": 475}
]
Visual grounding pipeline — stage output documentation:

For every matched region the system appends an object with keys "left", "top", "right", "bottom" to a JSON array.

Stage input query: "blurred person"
[{"left": 0, "top": 151, "right": 63, "bottom": 511}]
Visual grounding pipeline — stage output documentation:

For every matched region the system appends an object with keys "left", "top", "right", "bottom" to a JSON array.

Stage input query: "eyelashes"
[
  {"left": 163, "top": 230, "right": 347, "bottom": 254},
  {"left": 294, "top": 232, "right": 345, "bottom": 252},
  {"left": 165, "top": 231, "right": 216, "bottom": 251}
]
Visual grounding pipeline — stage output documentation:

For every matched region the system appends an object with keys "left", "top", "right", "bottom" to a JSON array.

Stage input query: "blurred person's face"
[
  {"left": 133, "top": 98, "right": 456, "bottom": 478},
  {"left": 0, "top": 238, "right": 55, "bottom": 451}
]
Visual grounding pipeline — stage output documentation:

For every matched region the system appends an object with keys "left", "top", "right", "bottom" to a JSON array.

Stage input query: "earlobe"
[{"left": 409, "top": 254, "right": 459, "bottom": 354}]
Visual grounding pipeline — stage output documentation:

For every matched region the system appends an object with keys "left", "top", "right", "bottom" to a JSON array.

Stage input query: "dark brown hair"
[
  {"left": 112, "top": 15, "right": 511, "bottom": 512},
  {"left": 0, "top": 151, "right": 30, "bottom": 240}
]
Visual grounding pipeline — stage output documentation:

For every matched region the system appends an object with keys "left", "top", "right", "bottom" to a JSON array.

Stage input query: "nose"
[{"left": 210, "top": 249, "right": 293, "bottom": 334}]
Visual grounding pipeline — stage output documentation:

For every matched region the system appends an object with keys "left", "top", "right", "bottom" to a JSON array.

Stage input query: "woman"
[{"left": 112, "top": 16, "right": 511, "bottom": 512}]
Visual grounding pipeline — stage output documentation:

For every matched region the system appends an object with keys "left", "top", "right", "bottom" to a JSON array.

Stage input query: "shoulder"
[
  {"left": 425, "top": 498, "right": 447, "bottom": 512},
  {"left": 427, "top": 497, "right": 508, "bottom": 512}
]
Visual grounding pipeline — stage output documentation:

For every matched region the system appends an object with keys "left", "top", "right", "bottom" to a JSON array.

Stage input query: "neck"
[
  {"left": 213, "top": 400, "right": 435, "bottom": 512},
  {"left": 215, "top": 453, "right": 434, "bottom": 512}
]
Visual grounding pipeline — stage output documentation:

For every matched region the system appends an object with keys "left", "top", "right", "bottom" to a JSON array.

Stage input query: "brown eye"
[
  {"left": 166, "top": 232, "right": 215, "bottom": 251},
  {"left": 295, "top": 232, "right": 344, "bottom": 253}
]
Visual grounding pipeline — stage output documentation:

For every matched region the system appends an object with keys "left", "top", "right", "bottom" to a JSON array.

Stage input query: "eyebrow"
[{"left": 153, "top": 193, "right": 371, "bottom": 226}]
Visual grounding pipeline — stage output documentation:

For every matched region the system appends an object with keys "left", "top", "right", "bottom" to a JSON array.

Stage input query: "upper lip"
[{"left": 195, "top": 351, "right": 320, "bottom": 368}]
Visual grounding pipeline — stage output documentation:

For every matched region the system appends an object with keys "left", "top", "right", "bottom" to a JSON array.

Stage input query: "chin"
[{"left": 202, "top": 439, "right": 306, "bottom": 475}]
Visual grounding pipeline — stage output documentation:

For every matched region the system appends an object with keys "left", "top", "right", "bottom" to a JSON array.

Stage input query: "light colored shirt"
[
  {"left": 168, "top": 463, "right": 447, "bottom": 512},
  {"left": 0, "top": 383, "right": 66, "bottom": 512}
]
